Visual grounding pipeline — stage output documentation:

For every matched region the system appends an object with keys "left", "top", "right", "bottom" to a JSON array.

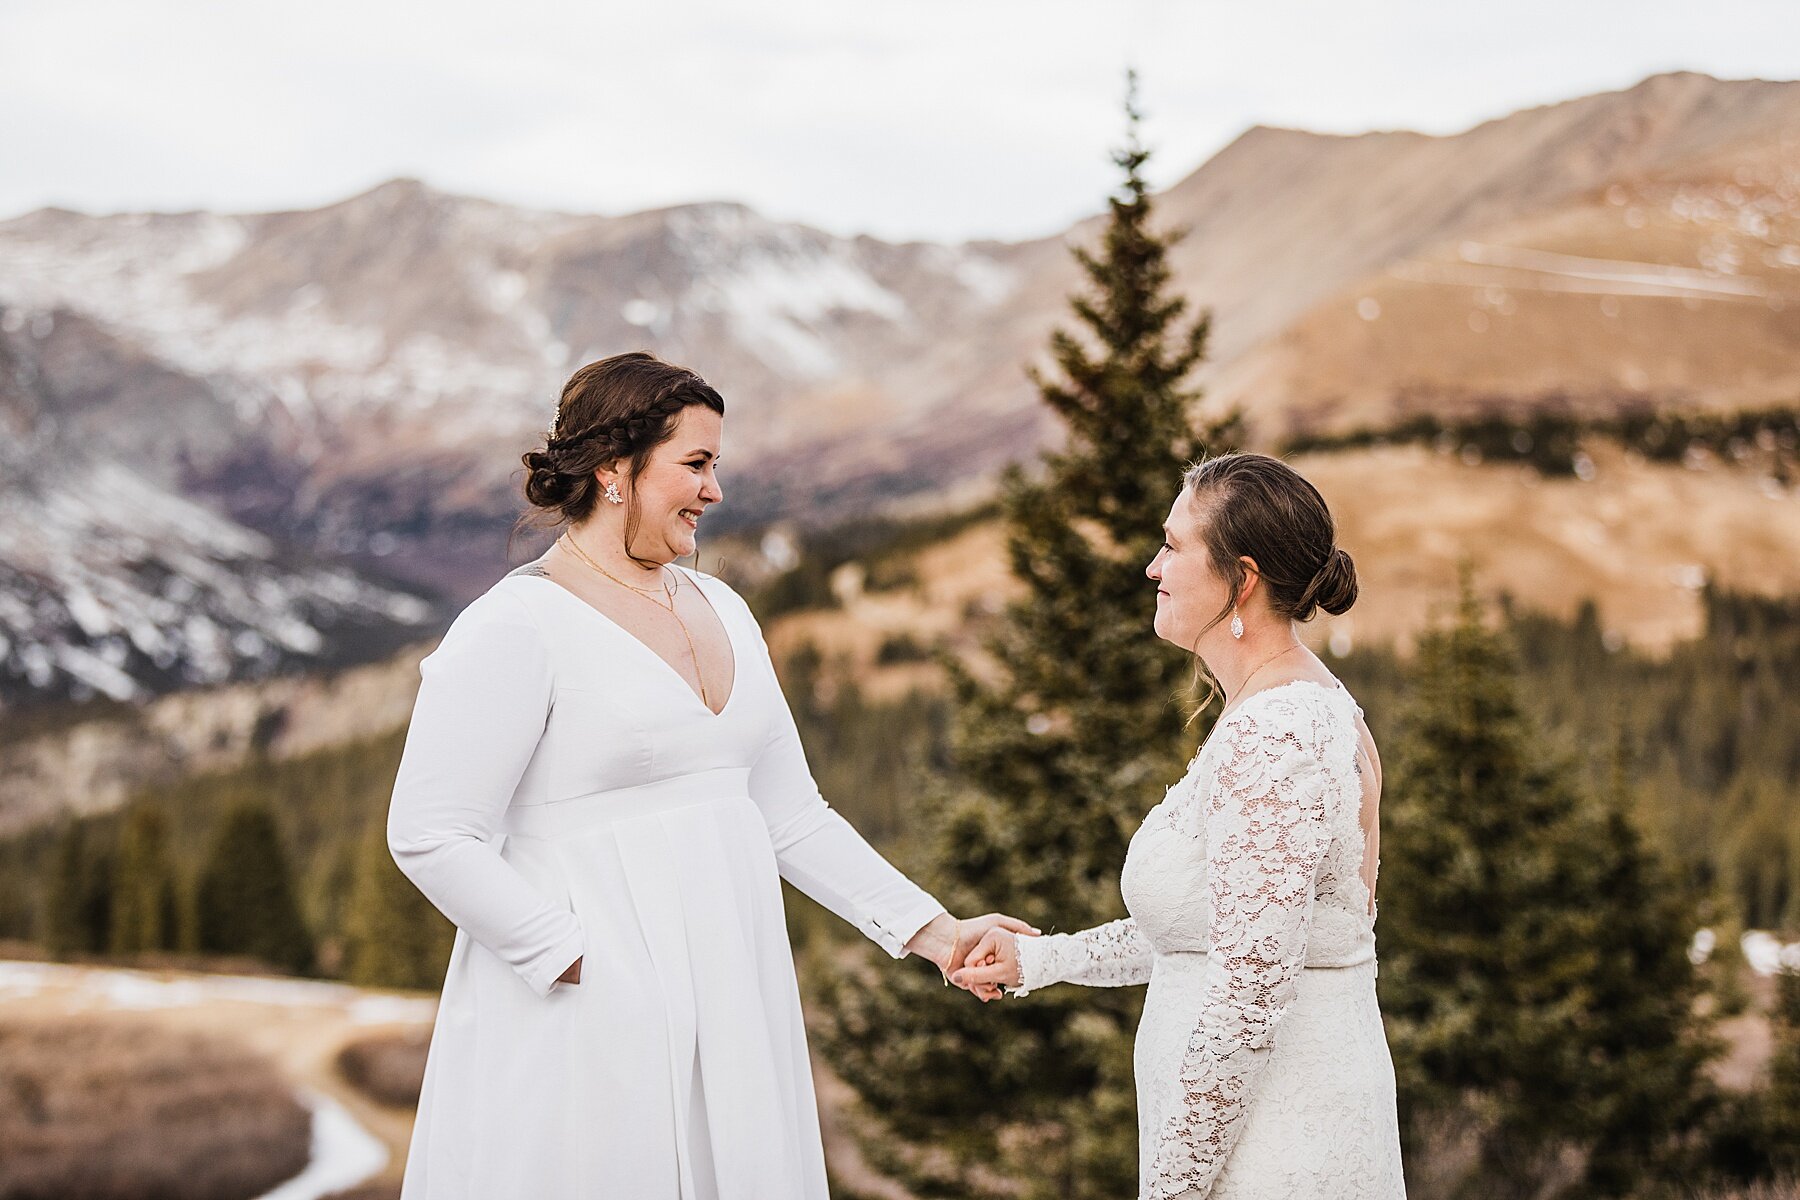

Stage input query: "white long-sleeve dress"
[
  {"left": 387, "top": 560, "right": 945, "bottom": 1200},
  {"left": 1014, "top": 679, "right": 1406, "bottom": 1200}
]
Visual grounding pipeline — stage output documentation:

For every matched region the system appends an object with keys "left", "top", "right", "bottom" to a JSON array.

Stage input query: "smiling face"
[
  {"left": 1146, "top": 486, "right": 1236, "bottom": 655},
  {"left": 614, "top": 405, "right": 724, "bottom": 562}
]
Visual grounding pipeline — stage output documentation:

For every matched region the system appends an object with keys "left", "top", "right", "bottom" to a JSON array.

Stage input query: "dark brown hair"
[
  {"left": 518, "top": 352, "right": 724, "bottom": 563},
  {"left": 1181, "top": 451, "right": 1358, "bottom": 635}
]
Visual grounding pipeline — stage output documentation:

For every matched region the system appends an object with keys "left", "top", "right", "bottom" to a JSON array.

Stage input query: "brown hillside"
[{"left": 766, "top": 443, "right": 1800, "bottom": 699}]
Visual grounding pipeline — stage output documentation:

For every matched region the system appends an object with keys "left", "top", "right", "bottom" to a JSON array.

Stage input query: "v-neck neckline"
[{"left": 511, "top": 562, "right": 739, "bottom": 718}]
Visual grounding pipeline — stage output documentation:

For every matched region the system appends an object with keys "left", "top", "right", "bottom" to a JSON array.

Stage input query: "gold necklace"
[
  {"left": 558, "top": 534, "right": 711, "bottom": 708},
  {"left": 559, "top": 533, "right": 674, "bottom": 600}
]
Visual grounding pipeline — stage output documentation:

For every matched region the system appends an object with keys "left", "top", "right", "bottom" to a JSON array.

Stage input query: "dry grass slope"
[
  {"left": 763, "top": 444, "right": 1800, "bottom": 692},
  {"left": 335, "top": 1029, "right": 430, "bottom": 1109},
  {"left": 0, "top": 1015, "right": 311, "bottom": 1200}
]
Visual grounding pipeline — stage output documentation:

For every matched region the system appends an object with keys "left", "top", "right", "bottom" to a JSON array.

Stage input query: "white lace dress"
[{"left": 1015, "top": 680, "right": 1405, "bottom": 1200}]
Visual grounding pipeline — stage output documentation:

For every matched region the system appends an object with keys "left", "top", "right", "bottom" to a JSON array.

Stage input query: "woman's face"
[
  {"left": 617, "top": 405, "right": 724, "bottom": 562},
  {"left": 1146, "top": 486, "right": 1233, "bottom": 654}
]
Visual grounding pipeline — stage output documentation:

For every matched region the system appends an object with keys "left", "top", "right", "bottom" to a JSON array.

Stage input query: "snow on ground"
[
  {"left": 255, "top": 1087, "right": 391, "bottom": 1200},
  {"left": 0, "top": 458, "right": 434, "bottom": 702},
  {"left": 0, "top": 958, "right": 437, "bottom": 1021},
  {"left": 1390, "top": 250, "right": 1773, "bottom": 303}
]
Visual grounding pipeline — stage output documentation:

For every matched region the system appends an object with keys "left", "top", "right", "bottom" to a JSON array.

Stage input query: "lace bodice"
[{"left": 1015, "top": 680, "right": 1375, "bottom": 1200}]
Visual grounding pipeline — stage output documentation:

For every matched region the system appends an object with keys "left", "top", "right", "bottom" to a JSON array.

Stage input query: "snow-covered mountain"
[
  {"left": 0, "top": 182, "right": 1022, "bottom": 708},
  {"left": 0, "top": 181, "right": 1027, "bottom": 580},
  {"left": 0, "top": 305, "right": 433, "bottom": 708},
  {"left": 1, "top": 70, "right": 1797, "bottom": 710}
]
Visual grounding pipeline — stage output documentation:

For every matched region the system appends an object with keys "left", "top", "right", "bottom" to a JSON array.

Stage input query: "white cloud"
[{"left": 3, "top": 0, "right": 1797, "bottom": 242}]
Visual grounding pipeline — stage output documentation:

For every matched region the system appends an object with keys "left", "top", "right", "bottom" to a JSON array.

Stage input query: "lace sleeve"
[
  {"left": 1013, "top": 916, "right": 1153, "bottom": 995},
  {"left": 1146, "top": 703, "right": 1332, "bottom": 1200}
]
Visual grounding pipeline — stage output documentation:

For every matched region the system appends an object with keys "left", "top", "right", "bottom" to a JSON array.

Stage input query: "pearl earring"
[
  {"left": 1230, "top": 609, "right": 1244, "bottom": 639},
  {"left": 604, "top": 482, "right": 624, "bottom": 505}
]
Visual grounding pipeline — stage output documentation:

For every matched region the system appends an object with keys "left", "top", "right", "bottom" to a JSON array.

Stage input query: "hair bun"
[
  {"left": 522, "top": 449, "right": 578, "bottom": 510},
  {"left": 1310, "top": 548, "right": 1359, "bottom": 617}
]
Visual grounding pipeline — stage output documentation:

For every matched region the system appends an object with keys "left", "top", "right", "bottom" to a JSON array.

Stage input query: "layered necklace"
[{"left": 557, "top": 533, "right": 711, "bottom": 709}]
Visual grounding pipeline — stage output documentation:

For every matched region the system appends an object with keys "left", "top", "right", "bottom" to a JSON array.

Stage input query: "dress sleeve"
[
  {"left": 1146, "top": 703, "right": 1332, "bottom": 1200},
  {"left": 1012, "top": 917, "right": 1153, "bottom": 995},
  {"left": 387, "top": 588, "right": 585, "bottom": 999},
  {"left": 731, "top": 587, "right": 946, "bottom": 958}
]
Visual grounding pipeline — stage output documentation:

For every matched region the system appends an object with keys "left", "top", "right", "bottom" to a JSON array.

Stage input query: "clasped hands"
[{"left": 905, "top": 912, "right": 1036, "bottom": 1002}]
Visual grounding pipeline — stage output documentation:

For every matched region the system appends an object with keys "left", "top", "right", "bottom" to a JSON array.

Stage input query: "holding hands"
[
  {"left": 905, "top": 912, "right": 1034, "bottom": 1002},
  {"left": 952, "top": 926, "right": 1027, "bottom": 1001}
]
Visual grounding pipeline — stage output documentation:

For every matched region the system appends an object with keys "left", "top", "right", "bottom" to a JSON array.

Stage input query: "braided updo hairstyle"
[
  {"left": 520, "top": 352, "right": 725, "bottom": 563},
  {"left": 1181, "top": 452, "right": 1358, "bottom": 634}
]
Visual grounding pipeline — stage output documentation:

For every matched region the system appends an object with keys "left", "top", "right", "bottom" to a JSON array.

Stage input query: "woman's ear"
[{"left": 1236, "top": 557, "right": 1263, "bottom": 607}]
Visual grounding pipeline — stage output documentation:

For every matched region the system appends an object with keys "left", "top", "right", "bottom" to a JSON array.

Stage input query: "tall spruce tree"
[
  {"left": 195, "top": 800, "right": 316, "bottom": 974},
  {"left": 344, "top": 822, "right": 453, "bottom": 990},
  {"left": 1379, "top": 576, "right": 1712, "bottom": 1198},
  {"left": 109, "top": 802, "right": 178, "bottom": 954},
  {"left": 814, "top": 75, "right": 1236, "bottom": 1199}
]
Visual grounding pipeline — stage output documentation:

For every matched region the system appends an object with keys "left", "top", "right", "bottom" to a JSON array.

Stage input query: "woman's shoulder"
[
  {"left": 445, "top": 572, "right": 555, "bottom": 638},
  {"left": 1220, "top": 678, "right": 1360, "bottom": 745},
  {"left": 414, "top": 576, "right": 558, "bottom": 683}
]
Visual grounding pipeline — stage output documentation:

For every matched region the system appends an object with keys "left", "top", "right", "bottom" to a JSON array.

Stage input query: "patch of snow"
[
  {"left": 0, "top": 458, "right": 432, "bottom": 702},
  {"left": 951, "top": 252, "right": 1017, "bottom": 305},
  {"left": 668, "top": 207, "right": 911, "bottom": 378},
  {"left": 0, "top": 958, "right": 440, "bottom": 1017},
  {"left": 253, "top": 1088, "right": 389, "bottom": 1200},
  {"left": 51, "top": 643, "right": 144, "bottom": 701},
  {"left": 0, "top": 960, "right": 50, "bottom": 998},
  {"left": 1741, "top": 930, "right": 1800, "bottom": 976},
  {"left": 0, "top": 207, "right": 562, "bottom": 434},
  {"left": 1443, "top": 242, "right": 1770, "bottom": 300},
  {"left": 348, "top": 994, "right": 439, "bottom": 1025}
]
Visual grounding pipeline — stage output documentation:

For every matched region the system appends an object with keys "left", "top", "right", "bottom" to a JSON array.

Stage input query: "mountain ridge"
[{"left": 1, "top": 69, "right": 1795, "bottom": 708}]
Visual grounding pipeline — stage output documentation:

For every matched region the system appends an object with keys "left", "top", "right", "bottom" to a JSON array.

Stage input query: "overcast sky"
[{"left": 5, "top": 0, "right": 1798, "bottom": 244}]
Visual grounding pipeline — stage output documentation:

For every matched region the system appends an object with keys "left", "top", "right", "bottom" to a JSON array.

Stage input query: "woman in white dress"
[
  {"left": 955, "top": 453, "right": 1407, "bottom": 1200},
  {"left": 387, "top": 352, "right": 1031, "bottom": 1200}
]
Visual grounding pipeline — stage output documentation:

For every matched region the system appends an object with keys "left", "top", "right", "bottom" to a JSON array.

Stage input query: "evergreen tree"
[
  {"left": 1379, "top": 576, "right": 1712, "bottom": 1197},
  {"left": 195, "top": 800, "right": 316, "bottom": 974},
  {"left": 343, "top": 822, "right": 453, "bottom": 990},
  {"left": 814, "top": 74, "right": 1236, "bottom": 1199},
  {"left": 42, "top": 817, "right": 113, "bottom": 956},
  {"left": 109, "top": 802, "right": 178, "bottom": 954},
  {"left": 1763, "top": 968, "right": 1800, "bottom": 1179}
]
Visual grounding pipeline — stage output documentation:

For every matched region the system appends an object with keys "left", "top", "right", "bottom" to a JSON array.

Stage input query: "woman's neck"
[
  {"left": 1209, "top": 622, "right": 1305, "bottom": 708},
  {"left": 560, "top": 522, "right": 670, "bottom": 584}
]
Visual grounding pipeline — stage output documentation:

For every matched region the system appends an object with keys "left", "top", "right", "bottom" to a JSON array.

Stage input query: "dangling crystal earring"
[
  {"left": 603, "top": 481, "right": 624, "bottom": 505},
  {"left": 1230, "top": 609, "right": 1245, "bottom": 639}
]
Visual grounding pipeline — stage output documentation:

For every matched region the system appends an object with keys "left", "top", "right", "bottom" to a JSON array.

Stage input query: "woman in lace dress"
[
  {"left": 955, "top": 453, "right": 1406, "bottom": 1200},
  {"left": 387, "top": 352, "right": 1031, "bottom": 1199}
]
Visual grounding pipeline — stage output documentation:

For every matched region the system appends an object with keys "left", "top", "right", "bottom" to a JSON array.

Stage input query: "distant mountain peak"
[{"left": 0, "top": 68, "right": 1793, "bottom": 689}]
